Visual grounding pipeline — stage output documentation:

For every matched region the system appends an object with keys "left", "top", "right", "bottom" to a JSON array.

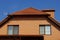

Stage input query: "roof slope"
[
  {"left": 10, "top": 7, "right": 49, "bottom": 15},
  {"left": 48, "top": 17, "right": 60, "bottom": 27}
]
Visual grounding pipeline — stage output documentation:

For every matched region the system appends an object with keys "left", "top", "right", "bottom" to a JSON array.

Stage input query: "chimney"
[{"left": 42, "top": 9, "right": 55, "bottom": 18}]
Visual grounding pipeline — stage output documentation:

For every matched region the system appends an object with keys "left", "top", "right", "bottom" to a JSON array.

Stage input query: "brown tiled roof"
[
  {"left": 10, "top": 7, "right": 48, "bottom": 15},
  {"left": 10, "top": 7, "right": 55, "bottom": 15}
]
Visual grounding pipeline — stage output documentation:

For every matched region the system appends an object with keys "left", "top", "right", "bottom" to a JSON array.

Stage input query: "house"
[{"left": 0, "top": 7, "right": 60, "bottom": 40}]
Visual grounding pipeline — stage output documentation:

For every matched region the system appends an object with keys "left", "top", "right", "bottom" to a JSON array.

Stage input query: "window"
[
  {"left": 8, "top": 25, "right": 19, "bottom": 35},
  {"left": 40, "top": 26, "right": 45, "bottom": 34},
  {"left": 39, "top": 25, "right": 51, "bottom": 35}
]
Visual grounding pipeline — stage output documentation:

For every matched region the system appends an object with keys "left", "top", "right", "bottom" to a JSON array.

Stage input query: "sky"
[{"left": 0, "top": 0, "right": 60, "bottom": 22}]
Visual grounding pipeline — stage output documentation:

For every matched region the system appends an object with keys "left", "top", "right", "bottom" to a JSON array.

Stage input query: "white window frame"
[
  {"left": 39, "top": 25, "right": 51, "bottom": 35},
  {"left": 8, "top": 25, "right": 19, "bottom": 35}
]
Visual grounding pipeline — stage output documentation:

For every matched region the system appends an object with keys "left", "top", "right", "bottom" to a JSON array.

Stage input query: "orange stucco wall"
[{"left": 0, "top": 17, "right": 60, "bottom": 40}]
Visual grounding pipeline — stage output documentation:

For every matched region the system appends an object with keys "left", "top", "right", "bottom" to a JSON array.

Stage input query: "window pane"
[
  {"left": 40, "top": 26, "right": 44, "bottom": 34},
  {"left": 8, "top": 26, "right": 13, "bottom": 35},
  {"left": 45, "top": 26, "right": 50, "bottom": 34},
  {"left": 13, "top": 26, "right": 19, "bottom": 35}
]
